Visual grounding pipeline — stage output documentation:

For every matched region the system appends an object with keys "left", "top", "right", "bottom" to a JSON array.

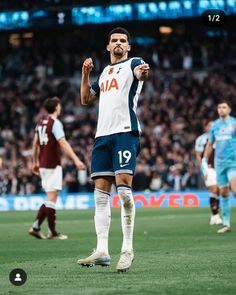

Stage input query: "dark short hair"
[
  {"left": 108, "top": 27, "right": 131, "bottom": 42},
  {"left": 217, "top": 99, "right": 232, "bottom": 108},
  {"left": 44, "top": 96, "right": 61, "bottom": 114}
]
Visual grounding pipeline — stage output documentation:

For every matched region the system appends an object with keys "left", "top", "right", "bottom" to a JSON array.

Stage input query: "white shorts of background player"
[
  {"left": 205, "top": 167, "right": 217, "bottom": 187},
  {"left": 39, "top": 165, "right": 62, "bottom": 192}
]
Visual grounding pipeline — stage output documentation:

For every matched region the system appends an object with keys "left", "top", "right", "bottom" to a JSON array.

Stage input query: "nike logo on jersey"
[
  {"left": 116, "top": 67, "right": 122, "bottom": 74},
  {"left": 120, "top": 163, "right": 129, "bottom": 167}
]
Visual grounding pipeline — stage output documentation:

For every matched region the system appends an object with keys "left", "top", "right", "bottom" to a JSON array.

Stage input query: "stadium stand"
[{"left": 1, "top": 32, "right": 236, "bottom": 194}]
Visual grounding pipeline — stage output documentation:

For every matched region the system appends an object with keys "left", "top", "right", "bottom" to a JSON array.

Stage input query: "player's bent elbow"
[
  {"left": 80, "top": 95, "right": 91, "bottom": 106},
  {"left": 81, "top": 96, "right": 95, "bottom": 106},
  {"left": 81, "top": 100, "right": 88, "bottom": 106}
]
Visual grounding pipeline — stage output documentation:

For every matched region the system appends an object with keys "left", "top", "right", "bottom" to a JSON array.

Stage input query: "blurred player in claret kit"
[
  {"left": 202, "top": 100, "right": 236, "bottom": 234},
  {"left": 28, "top": 96, "right": 85, "bottom": 240},
  {"left": 195, "top": 121, "right": 222, "bottom": 225},
  {"left": 78, "top": 27, "right": 149, "bottom": 272}
]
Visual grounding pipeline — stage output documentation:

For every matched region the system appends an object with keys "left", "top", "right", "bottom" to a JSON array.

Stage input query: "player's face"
[
  {"left": 217, "top": 103, "right": 231, "bottom": 118},
  {"left": 107, "top": 33, "right": 130, "bottom": 58}
]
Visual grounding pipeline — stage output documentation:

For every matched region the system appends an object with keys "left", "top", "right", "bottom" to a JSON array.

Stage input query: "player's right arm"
[
  {"left": 32, "top": 133, "right": 40, "bottom": 175},
  {"left": 80, "top": 58, "right": 97, "bottom": 105}
]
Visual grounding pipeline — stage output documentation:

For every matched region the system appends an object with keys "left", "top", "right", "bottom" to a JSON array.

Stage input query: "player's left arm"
[
  {"left": 32, "top": 133, "right": 40, "bottom": 175},
  {"left": 132, "top": 58, "right": 150, "bottom": 81},
  {"left": 58, "top": 138, "right": 85, "bottom": 170},
  {"left": 134, "top": 63, "right": 150, "bottom": 81},
  {"left": 52, "top": 119, "right": 85, "bottom": 170}
]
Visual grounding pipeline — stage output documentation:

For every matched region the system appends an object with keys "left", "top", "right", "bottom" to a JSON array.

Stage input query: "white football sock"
[
  {"left": 94, "top": 188, "right": 111, "bottom": 254},
  {"left": 117, "top": 185, "right": 135, "bottom": 252},
  {"left": 32, "top": 219, "right": 39, "bottom": 230}
]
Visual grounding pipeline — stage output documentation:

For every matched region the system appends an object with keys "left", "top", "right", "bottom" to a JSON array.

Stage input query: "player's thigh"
[
  {"left": 46, "top": 191, "right": 58, "bottom": 202},
  {"left": 39, "top": 165, "right": 62, "bottom": 192},
  {"left": 91, "top": 136, "right": 114, "bottom": 179},
  {"left": 227, "top": 168, "right": 236, "bottom": 196},
  {"left": 113, "top": 132, "right": 140, "bottom": 177},
  {"left": 216, "top": 166, "right": 229, "bottom": 190}
]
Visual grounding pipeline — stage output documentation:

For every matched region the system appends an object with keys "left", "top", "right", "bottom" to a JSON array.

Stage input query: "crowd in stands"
[
  {"left": 1, "top": 34, "right": 236, "bottom": 195},
  {"left": 2, "top": 33, "right": 236, "bottom": 80}
]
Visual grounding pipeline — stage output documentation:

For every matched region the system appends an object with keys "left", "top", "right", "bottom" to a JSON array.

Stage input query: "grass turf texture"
[{"left": 0, "top": 208, "right": 235, "bottom": 295}]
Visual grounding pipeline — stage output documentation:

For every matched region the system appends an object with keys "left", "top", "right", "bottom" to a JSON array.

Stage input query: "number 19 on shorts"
[{"left": 118, "top": 150, "right": 131, "bottom": 167}]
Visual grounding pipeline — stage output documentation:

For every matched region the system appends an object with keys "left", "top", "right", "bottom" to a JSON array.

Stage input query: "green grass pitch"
[{"left": 0, "top": 208, "right": 235, "bottom": 295}]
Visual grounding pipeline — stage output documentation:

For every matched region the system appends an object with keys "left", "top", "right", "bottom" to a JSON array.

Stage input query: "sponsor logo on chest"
[
  {"left": 101, "top": 78, "right": 118, "bottom": 92},
  {"left": 100, "top": 65, "right": 128, "bottom": 93},
  {"left": 216, "top": 123, "right": 235, "bottom": 140}
]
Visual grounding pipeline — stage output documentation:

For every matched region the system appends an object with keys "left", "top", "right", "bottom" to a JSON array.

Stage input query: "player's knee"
[
  {"left": 221, "top": 188, "right": 229, "bottom": 198},
  {"left": 117, "top": 185, "right": 134, "bottom": 209},
  {"left": 209, "top": 185, "right": 218, "bottom": 195},
  {"left": 94, "top": 188, "right": 110, "bottom": 207}
]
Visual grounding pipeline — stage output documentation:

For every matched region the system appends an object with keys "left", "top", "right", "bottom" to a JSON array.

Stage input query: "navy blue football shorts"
[{"left": 91, "top": 132, "right": 140, "bottom": 179}]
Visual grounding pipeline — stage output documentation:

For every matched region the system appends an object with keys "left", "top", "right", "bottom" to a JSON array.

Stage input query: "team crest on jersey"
[
  {"left": 108, "top": 67, "right": 114, "bottom": 75},
  {"left": 227, "top": 124, "right": 235, "bottom": 133},
  {"left": 220, "top": 124, "right": 235, "bottom": 134}
]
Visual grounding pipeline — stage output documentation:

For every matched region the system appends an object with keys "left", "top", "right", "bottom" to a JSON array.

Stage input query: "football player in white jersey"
[
  {"left": 195, "top": 121, "right": 222, "bottom": 226},
  {"left": 78, "top": 27, "right": 149, "bottom": 272}
]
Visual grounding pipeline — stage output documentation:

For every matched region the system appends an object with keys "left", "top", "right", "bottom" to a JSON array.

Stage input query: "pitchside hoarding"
[{"left": 0, "top": 191, "right": 236, "bottom": 211}]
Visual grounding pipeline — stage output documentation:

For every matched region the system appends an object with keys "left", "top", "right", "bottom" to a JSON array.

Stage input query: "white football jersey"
[{"left": 91, "top": 57, "right": 145, "bottom": 138}]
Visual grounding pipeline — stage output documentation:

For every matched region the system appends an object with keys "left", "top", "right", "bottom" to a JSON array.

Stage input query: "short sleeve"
[
  {"left": 195, "top": 137, "right": 204, "bottom": 152},
  {"left": 90, "top": 76, "right": 100, "bottom": 97},
  {"left": 131, "top": 58, "right": 145, "bottom": 72},
  {"left": 52, "top": 119, "right": 65, "bottom": 141}
]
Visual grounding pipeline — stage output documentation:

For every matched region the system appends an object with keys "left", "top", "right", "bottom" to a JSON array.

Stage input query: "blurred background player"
[
  {"left": 195, "top": 121, "right": 222, "bottom": 225},
  {"left": 29, "top": 96, "right": 85, "bottom": 240},
  {"left": 202, "top": 100, "right": 236, "bottom": 233},
  {"left": 77, "top": 27, "right": 149, "bottom": 272}
]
